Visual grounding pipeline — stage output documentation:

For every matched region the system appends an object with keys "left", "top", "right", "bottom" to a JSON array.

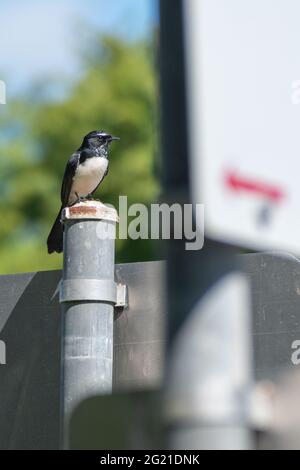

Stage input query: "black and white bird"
[{"left": 47, "top": 130, "right": 119, "bottom": 254}]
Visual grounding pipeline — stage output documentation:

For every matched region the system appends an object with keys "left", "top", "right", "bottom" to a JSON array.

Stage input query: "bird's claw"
[
  {"left": 74, "top": 192, "right": 102, "bottom": 204},
  {"left": 87, "top": 194, "right": 102, "bottom": 203},
  {"left": 75, "top": 192, "right": 88, "bottom": 204}
]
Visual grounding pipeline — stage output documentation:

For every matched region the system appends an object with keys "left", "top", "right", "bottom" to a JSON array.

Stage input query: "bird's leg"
[{"left": 75, "top": 192, "right": 88, "bottom": 204}]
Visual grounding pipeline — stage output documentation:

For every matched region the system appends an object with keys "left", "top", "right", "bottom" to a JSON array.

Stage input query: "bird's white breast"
[{"left": 69, "top": 157, "right": 108, "bottom": 204}]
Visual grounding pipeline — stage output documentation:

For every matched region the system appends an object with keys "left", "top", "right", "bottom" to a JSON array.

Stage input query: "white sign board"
[{"left": 184, "top": 0, "right": 300, "bottom": 253}]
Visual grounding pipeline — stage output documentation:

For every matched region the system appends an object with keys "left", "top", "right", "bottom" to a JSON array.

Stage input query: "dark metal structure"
[
  {"left": 0, "top": 254, "right": 299, "bottom": 448},
  {"left": 0, "top": 261, "right": 165, "bottom": 450}
]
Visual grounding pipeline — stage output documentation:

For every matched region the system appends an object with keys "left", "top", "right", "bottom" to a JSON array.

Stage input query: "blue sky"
[{"left": 0, "top": 0, "right": 157, "bottom": 94}]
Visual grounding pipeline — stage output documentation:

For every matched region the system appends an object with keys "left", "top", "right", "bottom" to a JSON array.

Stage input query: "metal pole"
[
  {"left": 159, "top": 0, "right": 253, "bottom": 449},
  {"left": 59, "top": 201, "right": 118, "bottom": 449}
]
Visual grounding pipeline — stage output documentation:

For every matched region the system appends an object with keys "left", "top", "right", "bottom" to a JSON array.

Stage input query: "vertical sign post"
[{"left": 160, "top": 0, "right": 254, "bottom": 449}]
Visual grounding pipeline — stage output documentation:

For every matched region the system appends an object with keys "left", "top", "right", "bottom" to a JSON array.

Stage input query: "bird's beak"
[{"left": 109, "top": 135, "right": 120, "bottom": 141}]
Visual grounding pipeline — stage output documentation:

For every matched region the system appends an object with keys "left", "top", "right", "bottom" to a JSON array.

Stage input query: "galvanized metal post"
[{"left": 59, "top": 201, "right": 118, "bottom": 449}]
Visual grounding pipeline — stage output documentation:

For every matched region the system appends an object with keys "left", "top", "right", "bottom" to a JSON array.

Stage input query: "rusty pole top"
[{"left": 61, "top": 200, "right": 119, "bottom": 223}]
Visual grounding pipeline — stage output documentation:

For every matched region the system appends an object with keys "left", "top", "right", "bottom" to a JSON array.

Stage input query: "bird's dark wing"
[{"left": 60, "top": 152, "right": 80, "bottom": 206}]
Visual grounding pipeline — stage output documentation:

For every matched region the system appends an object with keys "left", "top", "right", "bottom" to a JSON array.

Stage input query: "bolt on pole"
[{"left": 59, "top": 201, "right": 118, "bottom": 449}]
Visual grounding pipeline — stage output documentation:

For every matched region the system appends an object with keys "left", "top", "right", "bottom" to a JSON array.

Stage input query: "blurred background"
[
  {"left": 0, "top": 0, "right": 159, "bottom": 274},
  {"left": 2, "top": 1, "right": 300, "bottom": 451}
]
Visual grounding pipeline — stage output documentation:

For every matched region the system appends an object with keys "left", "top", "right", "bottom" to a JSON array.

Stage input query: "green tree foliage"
[{"left": 0, "top": 36, "right": 159, "bottom": 274}]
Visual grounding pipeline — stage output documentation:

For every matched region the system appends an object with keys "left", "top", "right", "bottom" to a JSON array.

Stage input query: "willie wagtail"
[{"left": 47, "top": 130, "right": 119, "bottom": 254}]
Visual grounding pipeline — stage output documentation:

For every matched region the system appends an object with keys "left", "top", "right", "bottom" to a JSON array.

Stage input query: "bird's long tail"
[{"left": 47, "top": 207, "right": 63, "bottom": 254}]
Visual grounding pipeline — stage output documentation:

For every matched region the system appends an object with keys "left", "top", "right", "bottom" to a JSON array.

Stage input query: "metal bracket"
[
  {"left": 59, "top": 279, "right": 128, "bottom": 308},
  {"left": 115, "top": 283, "right": 128, "bottom": 308}
]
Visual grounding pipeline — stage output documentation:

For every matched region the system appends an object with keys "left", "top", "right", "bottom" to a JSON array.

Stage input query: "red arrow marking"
[{"left": 225, "top": 171, "right": 285, "bottom": 203}]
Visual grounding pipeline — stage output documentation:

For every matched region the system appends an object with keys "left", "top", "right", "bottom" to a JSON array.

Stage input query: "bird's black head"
[{"left": 81, "top": 130, "right": 120, "bottom": 156}]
